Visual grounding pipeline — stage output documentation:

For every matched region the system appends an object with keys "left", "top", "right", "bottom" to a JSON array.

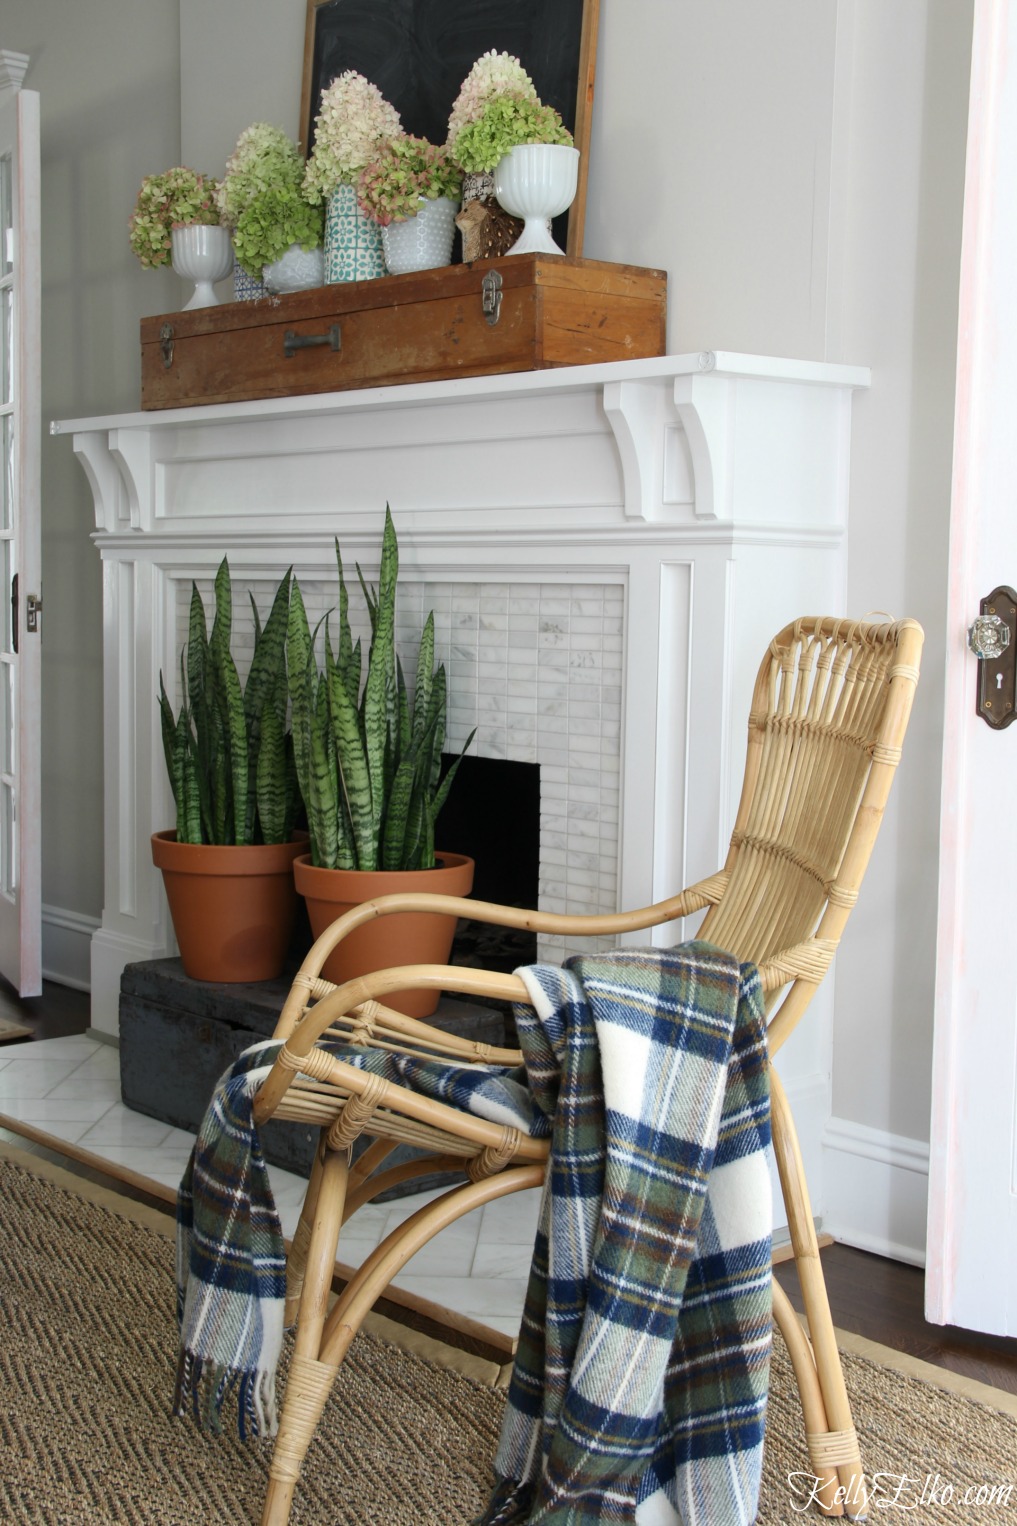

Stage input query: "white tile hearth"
[{"left": 0, "top": 1036, "right": 539, "bottom": 1339}]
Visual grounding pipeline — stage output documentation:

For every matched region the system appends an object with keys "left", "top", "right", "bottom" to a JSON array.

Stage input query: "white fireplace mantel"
[{"left": 56, "top": 352, "right": 868, "bottom": 1076}]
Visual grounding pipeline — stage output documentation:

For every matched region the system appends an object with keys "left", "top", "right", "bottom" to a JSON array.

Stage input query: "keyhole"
[{"left": 997, "top": 672, "right": 1004, "bottom": 690}]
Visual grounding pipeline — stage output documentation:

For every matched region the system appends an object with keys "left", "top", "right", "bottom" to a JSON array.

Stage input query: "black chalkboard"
[{"left": 299, "top": 0, "right": 598, "bottom": 255}]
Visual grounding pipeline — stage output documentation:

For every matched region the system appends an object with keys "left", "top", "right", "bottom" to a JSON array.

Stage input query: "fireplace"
[
  {"left": 58, "top": 351, "right": 868, "bottom": 1216},
  {"left": 440, "top": 755, "right": 540, "bottom": 976}
]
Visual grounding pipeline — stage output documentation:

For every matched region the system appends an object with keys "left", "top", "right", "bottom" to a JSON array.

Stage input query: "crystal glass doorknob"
[{"left": 968, "top": 613, "right": 1011, "bottom": 659}]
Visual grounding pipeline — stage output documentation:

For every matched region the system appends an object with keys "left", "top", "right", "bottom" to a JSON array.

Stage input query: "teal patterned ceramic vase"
[{"left": 324, "top": 184, "right": 385, "bottom": 283}]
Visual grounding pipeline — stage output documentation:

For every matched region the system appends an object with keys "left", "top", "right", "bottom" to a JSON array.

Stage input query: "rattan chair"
[{"left": 252, "top": 614, "right": 923, "bottom": 1525}]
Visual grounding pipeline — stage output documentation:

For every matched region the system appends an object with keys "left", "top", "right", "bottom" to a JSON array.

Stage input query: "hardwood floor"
[
  {"left": 774, "top": 1246, "right": 1017, "bottom": 1396},
  {"left": 3, "top": 977, "right": 1015, "bottom": 1396},
  {"left": 0, "top": 975, "right": 92, "bottom": 1040}
]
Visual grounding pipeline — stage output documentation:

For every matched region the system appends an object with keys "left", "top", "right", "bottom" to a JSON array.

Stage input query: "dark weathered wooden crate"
[
  {"left": 118, "top": 957, "right": 505, "bottom": 1193},
  {"left": 140, "top": 255, "right": 667, "bottom": 409}
]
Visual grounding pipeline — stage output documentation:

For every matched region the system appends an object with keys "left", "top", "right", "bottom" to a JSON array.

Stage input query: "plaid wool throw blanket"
[
  {"left": 477, "top": 941, "right": 772, "bottom": 1526},
  {"left": 174, "top": 1042, "right": 287, "bottom": 1440},
  {"left": 174, "top": 1036, "right": 546, "bottom": 1440}
]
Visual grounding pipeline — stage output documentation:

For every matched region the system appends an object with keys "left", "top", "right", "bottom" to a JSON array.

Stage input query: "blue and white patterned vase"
[
  {"left": 324, "top": 184, "right": 385, "bottom": 283},
  {"left": 232, "top": 257, "right": 266, "bottom": 302}
]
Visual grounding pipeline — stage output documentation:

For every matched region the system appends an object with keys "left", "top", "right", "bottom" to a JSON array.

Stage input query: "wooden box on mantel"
[{"left": 140, "top": 254, "right": 667, "bottom": 410}]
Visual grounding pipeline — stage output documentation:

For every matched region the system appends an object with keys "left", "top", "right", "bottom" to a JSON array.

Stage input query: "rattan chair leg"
[
  {"left": 262, "top": 1350, "right": 341, "bottom": 1526},
  {"left": 284, "top": 1138, "right": 327, "bottom": 1325},
  {"left": 772, "top": 1279, "right": 844, "bottom": 1516},
  {"left": 345, "top": 1136, "right": 397, "bottom": 1203},
  {"left": 770, "top": 1069, "right": 868, "bottom": 1520},
  {"left": 320, "top": 1165, "right": 545, "bottom": 1369},
  {"left": 263, "top": 1147, "right": 351, "bottom": 1526}
]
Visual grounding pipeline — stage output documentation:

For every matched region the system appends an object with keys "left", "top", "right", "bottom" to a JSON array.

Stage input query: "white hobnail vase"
[
  {"left": 380, "top": 197, "right": 459, "bottom": 275},
  {"left": 171, "top": 225, "right": 234, "bottom": 309},
  {"left": 261, "top": 243, "right": 325, "bottom": 294},
  {"left": 492, "top": 145, "right": 580, "bottom": 256}
]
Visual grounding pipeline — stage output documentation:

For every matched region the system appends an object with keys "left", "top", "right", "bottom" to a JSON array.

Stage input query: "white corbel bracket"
[
  {"left": 672, "top": 354, "right": 733, "bottom": 523},
  {"left": 69, "top": 431, "right": 128, "bottom": 534},
  {"left": 602, "top": 377, "right": 669, "bottom": 521}
]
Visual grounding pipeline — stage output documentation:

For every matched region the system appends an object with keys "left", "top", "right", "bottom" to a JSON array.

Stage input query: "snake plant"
[
  {"left": 287, "top": 506, "right": 474, "bottom": 871},
  {"left": 158, "top": 559, "right": 299, "bottom": 845}
]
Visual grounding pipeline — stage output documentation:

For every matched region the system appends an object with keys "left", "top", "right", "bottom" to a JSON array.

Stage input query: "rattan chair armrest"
[
  {"left": 293, "top": 875, "right": 731, "bottom": 986},
  {"left": 256, "top": 874, "right": 731, "bottom": 1122}
]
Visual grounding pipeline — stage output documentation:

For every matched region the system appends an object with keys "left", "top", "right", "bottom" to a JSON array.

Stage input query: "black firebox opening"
[{"left": 438, "top": 754, "right": 541, "bottom": 982}]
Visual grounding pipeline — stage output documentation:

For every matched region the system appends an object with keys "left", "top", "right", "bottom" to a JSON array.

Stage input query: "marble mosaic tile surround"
[{"left": 178, "top": 574, "right": 625, "bottom": 962}]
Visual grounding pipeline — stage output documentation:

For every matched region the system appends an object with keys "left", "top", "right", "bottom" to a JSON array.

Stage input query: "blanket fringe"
[
  {"left": 472, "top": 1478, "right": 535, "bottom": 1525},
  {"left": 172, "top": 1347, "right": 277, "bottom": 1441}
]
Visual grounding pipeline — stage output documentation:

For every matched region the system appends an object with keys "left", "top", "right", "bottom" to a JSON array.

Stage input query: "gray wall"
[
  {"left": 4, "top": 0, "right": 179, "bottom": 956},
  {"left": 5, "top": 1, "right": 972, "bottom": 1175}
]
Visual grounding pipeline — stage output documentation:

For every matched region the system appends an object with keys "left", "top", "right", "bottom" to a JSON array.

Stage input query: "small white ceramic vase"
[
  {"left": 262, "top": 243, "right": 325, "bottom": 294},
  {"left": 381, "top": 197, "right": 459, "bottom": 275},
  {"left": 492, "top": 145, "right": 580, "bottom": 256},
  {"left": 171, "top": 225, "right": 234, "bottom": 309}
]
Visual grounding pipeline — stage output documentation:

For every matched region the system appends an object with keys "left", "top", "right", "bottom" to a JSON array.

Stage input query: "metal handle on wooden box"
[{"left": 284, "top": 325, "right": 342, "bottom": 360}]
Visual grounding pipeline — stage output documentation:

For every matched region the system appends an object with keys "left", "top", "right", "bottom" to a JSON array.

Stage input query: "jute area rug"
[{"left": 2, "top": 1140, "right": 1016, "bottom": 1526}]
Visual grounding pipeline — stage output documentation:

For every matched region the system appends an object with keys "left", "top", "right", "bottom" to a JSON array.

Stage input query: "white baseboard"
[
  {"left": 823, "top": 1115, "right": 929, "bottom": 1266},
  {"left": 41, "top": 903, "right": 99, "bottom": 992}
]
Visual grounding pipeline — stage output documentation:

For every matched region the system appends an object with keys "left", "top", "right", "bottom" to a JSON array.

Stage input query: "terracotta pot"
[
  {"left": 293, "top": 852, "right": 475, "bottom": 1018},
  {"left": 152, "top": 831, "right": 307, "bottom": 983}
]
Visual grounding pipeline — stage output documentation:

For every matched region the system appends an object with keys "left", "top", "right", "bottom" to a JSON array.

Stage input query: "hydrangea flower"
[
  {"left": 450, "top": 95, "right": 572, "bottom": 176},
  {"left": 446, "top": 52, "right": 538, "bottom": 145},
  {"left": 302, "top": 71, "right": 402, "bottom": 201},
  {"left": 128, "top": 168, "right": 220, "bottom": 270},
  {"left": 357, "top": 135, "right": 462, "bottom": 226},
  {"left": 218, "top": 123, "right": 305, "bottom": 229}
]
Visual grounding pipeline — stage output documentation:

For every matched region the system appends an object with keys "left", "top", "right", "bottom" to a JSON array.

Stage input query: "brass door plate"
[{"left": 974, "top": 585, "right": 1017, "bottom": 728}]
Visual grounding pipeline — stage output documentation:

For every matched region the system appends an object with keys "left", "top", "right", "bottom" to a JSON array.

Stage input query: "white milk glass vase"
[
  {"left": 171, "top": 225, "right": 233, "bottom": 309},
  {"left": 492, "top": 145, "right": 580, "bottom": 256}
]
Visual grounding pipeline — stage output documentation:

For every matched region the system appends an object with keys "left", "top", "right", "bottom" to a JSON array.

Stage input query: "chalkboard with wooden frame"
[{"left": 299, "top": 0, "right": 600, "bottom": 257}]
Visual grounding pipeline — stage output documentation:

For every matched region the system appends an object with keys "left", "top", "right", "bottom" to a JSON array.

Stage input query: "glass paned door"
[{"left": 0, "top": 60, "right": 41, "bottom": 995}]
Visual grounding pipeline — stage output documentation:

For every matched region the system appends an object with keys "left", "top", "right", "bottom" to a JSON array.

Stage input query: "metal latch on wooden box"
[{"left": 482, "top": 270, "right": 503, "bottom": 326}]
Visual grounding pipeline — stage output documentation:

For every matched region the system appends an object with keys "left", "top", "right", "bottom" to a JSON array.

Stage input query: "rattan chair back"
[{"left": 699, "top": 615, "right": 923, "bottom": 1054}]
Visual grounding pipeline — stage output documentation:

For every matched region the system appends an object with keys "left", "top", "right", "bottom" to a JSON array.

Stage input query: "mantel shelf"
[
  {"left": 56, "top": 352, "right": 869, "bottom": 542},
  {"left": 52, "top": 350, "right": 869, "bottom": 437}
]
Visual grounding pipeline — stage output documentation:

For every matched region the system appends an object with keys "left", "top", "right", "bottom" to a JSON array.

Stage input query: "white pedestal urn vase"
[
  {"left": 324, "top": 183, "right": 385, "bottom": 282},
  {"left": 492, "top": 145, "right": 580, "bottom": 256},
  {"left": 170, "top": 224, "right": 234, "bottom": 309},
  {"left": 381, "top": 196, "right": 460, "bottom": 275}
]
